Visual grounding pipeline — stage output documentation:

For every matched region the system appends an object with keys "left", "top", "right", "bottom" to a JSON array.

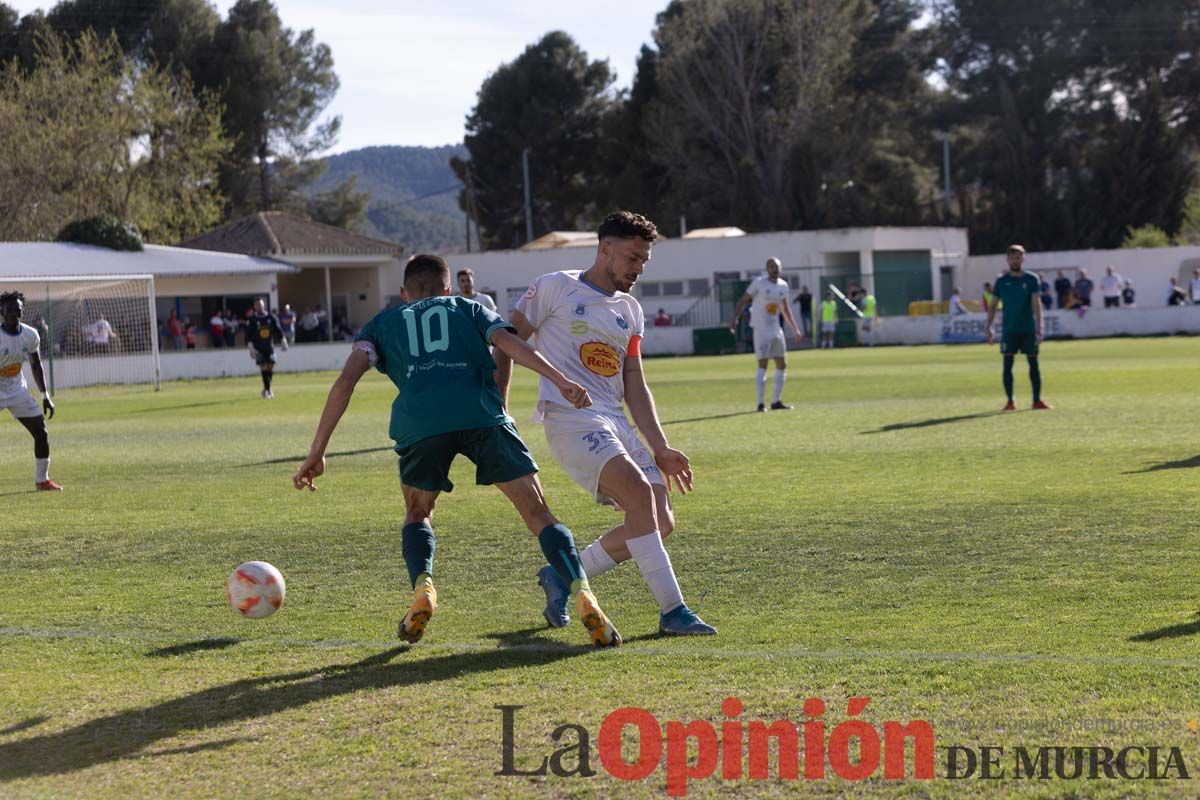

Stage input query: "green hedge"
[{"left": 56, "top": 215, "right": 144, "bottom": 252}]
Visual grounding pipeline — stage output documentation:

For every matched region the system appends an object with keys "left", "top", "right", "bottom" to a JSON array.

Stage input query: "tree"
[
  {"left": 643, "top": 0, "right": 870, "bottom": 231},
  {"left": 452, "top": 31, "right": 615, "bottom": 249},
  {"left": 933, "top": 0, "right": 1200, "bottom": 251},
  {"left": 1121, "top": 225, "right": 1171, "bottom": 248},
  {"left": 194, "top": 0, "right": 358, "bottom": 217},
  {"left": 0, "top": 31, "right": 228, "bottom": 242}
]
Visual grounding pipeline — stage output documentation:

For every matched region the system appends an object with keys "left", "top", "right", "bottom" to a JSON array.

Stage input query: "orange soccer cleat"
[{"left": 36, "top": 480, "right": 64, "bottom": 492}]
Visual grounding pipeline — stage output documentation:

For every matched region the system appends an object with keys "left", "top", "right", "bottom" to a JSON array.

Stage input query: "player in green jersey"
[
  {"left": 292, "top": 254, "right": 621, "bottom": 648},
  {"left": 985, "top": 244, "right": 1052, "bottom": 411}
]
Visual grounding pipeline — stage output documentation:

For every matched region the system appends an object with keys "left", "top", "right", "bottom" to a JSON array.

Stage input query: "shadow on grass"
[
  {"left": 128, "top": 401, "right": 230, "bottom": 415},
  {"left": 0, "top": 716, "right": 49, "bottom": 736},
  {"left": 1123, "top": 455, "right": 1200, "bottom": 475},
  {"left": 663, "top": 411, "right": 761, "bottom": 426},
  {"left": 240, "top": 446, "right": 394, "bottom": 468},
  {"left": 146, "top": 637, "right": 241, "bottom": 658},
  {"left": 861, "top": 411, "right": 1000, "bottom": 434},
  {"left": 0, "top": 641, "right": 588, "bottom": 780},
  {"left": 1128, "top": 614, "right": 1200, "bottom": 643}
]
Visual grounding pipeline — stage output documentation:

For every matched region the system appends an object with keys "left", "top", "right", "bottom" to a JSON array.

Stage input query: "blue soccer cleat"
[
  {"left": 537, "top": 565, "right": 570, "bottom": 628},
  {"left": 659, "top": 604, "right": 716, "bottom": 636}
]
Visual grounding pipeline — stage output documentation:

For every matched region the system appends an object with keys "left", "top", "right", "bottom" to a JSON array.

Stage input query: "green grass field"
[{"left": 1, "top": 338, "right": 1199, "bottom": 798}]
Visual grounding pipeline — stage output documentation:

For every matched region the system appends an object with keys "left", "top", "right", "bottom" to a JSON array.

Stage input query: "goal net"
[{"left": 0, "top": 275, "right": 160, "bottom": 391}]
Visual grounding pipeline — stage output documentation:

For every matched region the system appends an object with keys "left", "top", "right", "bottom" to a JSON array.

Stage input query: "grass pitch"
[{"left": 1, "top": 338, "right": 1198, "bottom": 798}]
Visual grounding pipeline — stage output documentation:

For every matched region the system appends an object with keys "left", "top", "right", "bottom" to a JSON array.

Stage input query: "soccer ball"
[{"left": 227, "top": 561, "right": 286, "bottom": 619}]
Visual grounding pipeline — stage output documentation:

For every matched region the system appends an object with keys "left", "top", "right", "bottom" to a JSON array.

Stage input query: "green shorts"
[
  {"left": 1000, "top": 331, "right": 1039, "bottom": 356},
  {"left": 396, "top": 422, "right": 537, "bottom": 493}
]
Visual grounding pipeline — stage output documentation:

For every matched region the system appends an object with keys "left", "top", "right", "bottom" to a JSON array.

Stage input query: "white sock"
[
  {"left": 35, "top": 457, "right": 49, "bottom": 483},
  {"left": 580, "top": 539, "right": 619, "bottom": 579},
  {"left": 755, "top": 368, "right": 767, "bottom": 405},
  {"left": 626, "top": 532, "right": 684, "bottom": 614},
  {"left": 773, "top": 370, "right": 786, "bottom": 403}
]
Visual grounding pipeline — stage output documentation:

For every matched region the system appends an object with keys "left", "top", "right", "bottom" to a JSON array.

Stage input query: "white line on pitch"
[{"left": 1, "top": 625, "right": 1195, "bottom": 669}]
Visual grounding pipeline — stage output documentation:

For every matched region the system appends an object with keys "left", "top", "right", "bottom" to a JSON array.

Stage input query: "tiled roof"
[{"left": 178, "top": 211, "right": 404, "bottom": 257}]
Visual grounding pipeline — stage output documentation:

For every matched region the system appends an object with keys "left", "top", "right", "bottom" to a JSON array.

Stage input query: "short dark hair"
[
  {"left": 456, "top": 268, "right": 474, "bottom": 279},
  {"left": 598, "top": 211, "right": 658, "bottom": 243},
  {"left": 0, "top": 291, "right": 24, "bottom": 306},
  {"left": 405, "top": 254, "right": 451, "bottom": 296}
]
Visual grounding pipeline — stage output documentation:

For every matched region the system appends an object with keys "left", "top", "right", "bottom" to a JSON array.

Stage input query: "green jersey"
[
  {"left": 820, "top": 300, "right": 837, "bottom": 322},
  {"left": 994, "top": 271, "right": 1040, "bottom": 334},
  {"left": 355, "top": 296, "right": 514, "bottom": 449},
  {"left": 862, "top": 294, "right": 877, "bottom": 318}
]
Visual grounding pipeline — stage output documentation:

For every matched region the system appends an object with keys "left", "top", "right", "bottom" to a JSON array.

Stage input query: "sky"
[{"left": 8, "top": 0, "right": 663, "bottom": 153}]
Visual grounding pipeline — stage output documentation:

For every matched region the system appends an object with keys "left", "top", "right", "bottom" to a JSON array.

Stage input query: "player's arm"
[
  {"left": 729, "top": 292, "right": 752, "bottom": 332},
  {"left": 292, "top": 349, "right": 371, "bottom": 490},
  {"left": 273, "top": 315, "right": 288, "bottom": 349},
  {"left": 984, "top": 295, "right": 998, "bottom": 345},
  {"left": 493, "top": 309, "right": 535, "bottom": 407},
  {"left": 492, "top": 327, "right": 590, "bottom": 409},
  {"left": 780, "top": 295, "right": 803, "bottom": 339},
  {"left": 28, "top": 351, "right": 53, "bottom": 418},
  {"left": 623, "top": 355, "right": 692, "bottom": 494},
  {"left": 1033, "top": 287, "right": 1044, "bottom": 341}
]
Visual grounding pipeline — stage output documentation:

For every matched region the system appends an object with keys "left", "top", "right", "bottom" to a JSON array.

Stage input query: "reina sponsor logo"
[
  {"left": 579, "top": 341, "right": 620, "bottom": 377},
  {"left": 0, "top": 363, "right": 22, "bottom": 378}
]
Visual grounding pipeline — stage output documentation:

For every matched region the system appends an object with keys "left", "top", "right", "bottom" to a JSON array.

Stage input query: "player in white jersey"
[
  {"left": 0, "top": 291, "right": 62, "bottom": 491},
  {"left": 730, "top": 258, "right": 804, "bottom": 411},
  {"left": 456, "top": 268, "right": 498, "bottom": 313},
  {"left": 496, "top": 211, "right": 715, "bottom": 636}
]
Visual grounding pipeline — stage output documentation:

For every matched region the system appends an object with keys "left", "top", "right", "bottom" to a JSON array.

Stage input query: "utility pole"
[
  {"left": 935, "top": 131, "right": 952, "bottom": 219},
  {"left": 464, "top": 163, "right": 479, "bottom": 253},
  {"left": 522, "top": 147, "right": 533, "bottom": 244}
]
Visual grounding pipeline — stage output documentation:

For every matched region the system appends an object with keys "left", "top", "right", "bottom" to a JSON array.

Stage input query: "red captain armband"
[{"left": 627, "top": 335, "right": 642, "bottom": 358}]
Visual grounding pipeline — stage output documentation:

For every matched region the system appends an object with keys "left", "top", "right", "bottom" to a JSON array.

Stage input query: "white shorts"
[
  {"left": 753, "top": 329, "right": 786, "bottom": 359},
  {"left": 542, "top": 405, "right": 665, "bottom": 506},
  {"left": 1, "top": 390, "right": 40, "bottom": 419},
  {"left": 862, "top": 318, "right": 874, "bottom": 332},
  {"left": 821, "top": 321, "right": 836, "bottom": 333}
]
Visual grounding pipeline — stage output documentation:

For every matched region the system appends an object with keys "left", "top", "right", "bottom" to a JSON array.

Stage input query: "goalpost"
[{"left": 0, "top": 275, "right": 160, "bottom": 392}]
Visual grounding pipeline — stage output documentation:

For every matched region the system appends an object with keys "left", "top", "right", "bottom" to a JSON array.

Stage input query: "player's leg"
[
  {"left": 398, "top": 483, "right": 439, "bottom": 643},
  {"left": 494, "top": 472, "right": 620, "bottom": 646},
  {"left": 259, "top": 354, "right": 275, "bottom": 398},
  {"left": 755, "top": 354, "right": 768, "bottom": 411},
  {"left": 17, "top": 409, "right": 61, "bottom": 491},
  {"left": 1025, "top": 335, "right": 1050, "bottom": 409},
  {"left": 394, "top": 433, "right": 457, "bottom": 643},
  {"left": 770, "top": 343, "right": 790, "bottom": 410}
]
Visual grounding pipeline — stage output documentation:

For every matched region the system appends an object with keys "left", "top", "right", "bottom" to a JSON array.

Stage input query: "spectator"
[
  {"left": 84, "top": 313, "right": 118, "bottom": 354},
  {"left": 334, "top": 315, "right": 355, "bottom": 341},
  {"left": 653, "top": 308, "right": 672, "bottom": 327},
  {"left": 209, "top": 311, "right": 225, "bottom": 348},
  {"left": 1167, "top": 277, "right": 1188, "bottom": 306},
  {"left": 31, "top": 315, "right": 49, "bottom": 356},
  {"left": 1191, "top": 268, "right": 1200, "bottom": 304},
  {"left": 949, "top": 287, "right": 966, "bottom": 315},
  {"left": 981, "top": 282, "right": 996, "bottom": 314},
  {"left": 1039, "top": 276, "right": 1053, "bottom": 310},
  {"left": 298, "top": 305, "right": 321, "bottom": 343},
  {"left": 166, "top": 309, "right": 184, "bottom": 350},
  {"left": 794, "top": 285, "right": 813, "bottom": 334},
  {"left": 278, "top": 303, "right": 297, "bottom": 346},
  {"left": 1099, "top": 266, "right": 1123, "bottom": 308},
  {"left": 1053, "top": 270, "right": 1072, "bottom": 309},
  {"left": 184, "top": 321, "right": 196, "bottom": 350},
  {"left": 222, "top": 309, "right": 239, "bottom": 347},
  {"left": 1121, "top": 280, "right": 1136, "bottom": 307},
  {"left": 1073, "top": 269, "right": 1094, "bottom": 311},
  {"left": 312, "top": 304, "right": 329, "bottom": 341}
]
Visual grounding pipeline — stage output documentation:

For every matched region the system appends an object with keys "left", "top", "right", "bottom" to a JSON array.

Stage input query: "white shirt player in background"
[
  {"left": 0, "top": 291, "right": 62, "bottom": 491},
  {"left": 496, "top": 211, "right": 715, "bottom": 636},
  {"left": 730, "top": 257, "right": 804, "bottom": 412},
  {"left": 455, "top": 268, "right": 498, "bottom": 313}
]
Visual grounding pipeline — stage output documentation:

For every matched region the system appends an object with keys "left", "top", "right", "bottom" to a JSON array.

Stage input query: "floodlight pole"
[{"left": 522, "top": 147, "right": 533, "bottom": 244}]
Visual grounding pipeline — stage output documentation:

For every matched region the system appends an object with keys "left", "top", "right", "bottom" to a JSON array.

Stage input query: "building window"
[
  {"left": 661, "top": 280, "right": 684, "bottom": 296},
  {"left": 639, "top": 282, "right": 661, "bottom": 297},
  {"left": 687, "top": 278, "right": 710, "bottom": 296}
]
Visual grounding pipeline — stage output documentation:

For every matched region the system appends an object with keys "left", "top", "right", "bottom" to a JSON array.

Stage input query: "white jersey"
[
  {"left": 514, "top": 270, "right": 644, "bottom": 418},
  {"left": 463, "top": 292, "right": 497, "bottom": 313},
  {"left": 746, "top": 276, "right": 790, "bottom": 336},
  {"left": 0, "top": 323, "right": 40, "bottom": 398}
]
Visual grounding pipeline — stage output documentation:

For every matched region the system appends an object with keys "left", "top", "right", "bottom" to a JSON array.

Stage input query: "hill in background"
[{"left": 313, "top": 144, "right": 470, "bottom": 253}]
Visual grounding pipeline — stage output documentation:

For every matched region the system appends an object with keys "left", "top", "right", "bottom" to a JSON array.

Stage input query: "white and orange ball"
[{"left": 227, "top": 561, "right": 286, "bottom": 619}]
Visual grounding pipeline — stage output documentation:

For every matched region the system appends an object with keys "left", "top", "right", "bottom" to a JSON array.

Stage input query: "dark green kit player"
[
  {"left": 293, "top": 254, "right": 621, "bottom": 647},
  {"left": 985, "top": 244, "right": 1052, "bottom": 411}
]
